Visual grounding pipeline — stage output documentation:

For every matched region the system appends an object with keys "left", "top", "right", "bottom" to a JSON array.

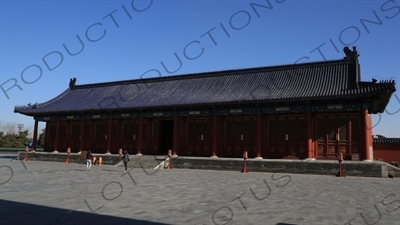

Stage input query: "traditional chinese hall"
[{"left": 14, "top": 47, "right": 396, "bottom": 161}]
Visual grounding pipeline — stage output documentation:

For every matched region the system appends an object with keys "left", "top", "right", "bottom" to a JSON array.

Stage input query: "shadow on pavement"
[
  {"left": 0, "top": 155, "right": 18, "bottom": 159},
  {"left": 0, "top": 199, "right": 171, "bottom": 225}
]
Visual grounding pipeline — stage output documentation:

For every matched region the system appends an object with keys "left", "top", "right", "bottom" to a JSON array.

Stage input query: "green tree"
[
  {"left": 0, "top": 130, "right": 30, "bottom": 148},
  {"left": 17, "top": 130, "right": 30, "bottom": 147},
  {"left": 37, "top": 129, "right": 45, "bottom": 147},
  {"left": 0, "top": 131, "right": 4, "bottom": 147}
]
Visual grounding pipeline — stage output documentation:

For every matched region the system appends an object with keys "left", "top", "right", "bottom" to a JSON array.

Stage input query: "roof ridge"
[
  {"left": 14, "top": 88, "right": 70, "bottom": 111},
  {"left": 73, "top": 58, "right": 347, "bottom": 89}
]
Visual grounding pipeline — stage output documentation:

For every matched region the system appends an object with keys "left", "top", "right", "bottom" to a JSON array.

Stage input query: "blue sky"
[{"left": 0, "top": 0, "right": 399, "bottom": 137}]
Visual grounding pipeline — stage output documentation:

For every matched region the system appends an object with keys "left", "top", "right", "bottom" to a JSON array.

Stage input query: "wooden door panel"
[
  {"left": 225, "top": 118, "right": 256, "bottom": 158},
  {"left": 45, "top": 122, "right": 57, "bottom": 151},
  {"left": 111, "top": 121, "right": 120, "bottom": 152},
  {"left": 94, "top": 121, "right": 107, "bottom": 152},
  {"left": 84, "top": 122, "right": 93, "bottom": 150},
  {"left": 316, "top": 114, "right": 361, "bottom": 160},
  {"left": 187, "top": 119, "right": 211, "bottom": 157},
  {"left": 142, "top": 122, "right": 147, "bottom": 153},
  {"left": 153, "top": 121, "right": 160, "bottom": 154},
  {"left": 70, "top": 121, "right": 81, "bottom": 152},
  {"left": 59, "top": 122, "right": 68, "bottom": 152},
  {"left": 122, "top": 120, "right": 139, "bottom": 153},
  {"left": 268, "top": 116, "right": 306, "bottom": 159},
  {"left": 277, "top": 118, "right": 286, "bottom": 155}
]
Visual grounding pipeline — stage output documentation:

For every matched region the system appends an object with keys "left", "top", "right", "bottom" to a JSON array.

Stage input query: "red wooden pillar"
[
  {"left": 32, "top": 120, "right": 39, "bottom": 151},
  {"left": 255, "top": 112, "right": 263, "bottom": 159},
  {"left": 79, "top": 120, "right": 85, "bottom": 153},
  {"left": 262, "top": 115, "right": 267, "bottom": 158},
  {"left": 90, "top": 120, "right": 95, "bottom": 152},
  {"left": 306, "top": 111, "right": 314, "bottom": 159},
  {"left": 149, "top": 119, "right": 154, "bottom": 155},
  {"left": 44, "top": 122, "right": 49, "bottom": 151},
  {"left": 106, "top": 118, "right": 112, "bottom": 154},
  {"left": 173, "top": 116, "right": 179, "bottom": 156},
  {"left": 180, "top": 118, "right": 187, "bottom": 156},
  {"left": 66, "top": 121, "right": 72, "bottom": 152},
  {"left": 220, "top": 117, "right": 226, "bottom": 157},
  {"left": 211, "top": 115, "right": 218, "bottom": 157},
  {"left": 348, "top": 120, "right": 352, "bottom": 155},
  {"left": 117, "top": 119, "right": 122, "bottom": 150},
  {"left": 54, "top": 120, "right": 60, "bottom": 152},
  {"left": 137, "top": 117, "right": 144, "bottom": 155},
  {"left": 362, "top": 109, "right": 373, "bottom": 161}
]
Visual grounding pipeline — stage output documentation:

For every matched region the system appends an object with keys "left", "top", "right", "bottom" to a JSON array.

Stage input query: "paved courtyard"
[{"left": 0, "top": 154, "right": 399, "bottom": 225}]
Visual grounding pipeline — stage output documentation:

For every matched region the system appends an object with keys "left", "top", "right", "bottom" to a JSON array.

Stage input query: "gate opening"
[{"left": 160, "top": 120, "right": 174, "bottom": 155}]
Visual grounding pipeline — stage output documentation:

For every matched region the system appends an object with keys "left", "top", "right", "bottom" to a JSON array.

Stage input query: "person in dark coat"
[
  {"left": 86, "top": 150, "right": 93, "bottom": 171},
  {"left": 123, "top": 150, "right": 129, "bottom": 172}
]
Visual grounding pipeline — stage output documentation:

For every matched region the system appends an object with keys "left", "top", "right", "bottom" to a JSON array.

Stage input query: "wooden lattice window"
[
  {"left": 317, "top": 116, "right": 325, "bottom": 141},
  {"left": 327, "top": 117, "right": 336, "bottom": 140}
]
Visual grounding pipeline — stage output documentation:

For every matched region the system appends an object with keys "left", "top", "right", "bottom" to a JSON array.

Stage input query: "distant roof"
[
  {"left": 373, "top": 138, "right": 400, "bottom": 145},
  {"left": 14, "top": 49, "right": 396, "bottom": 117}
]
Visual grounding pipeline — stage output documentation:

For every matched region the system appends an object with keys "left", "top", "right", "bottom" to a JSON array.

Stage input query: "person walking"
[
  {"left": 123, "top": 150, "right": 129, "bottom": 172},
  {"left": 86, "top": 150, "right": 93, "bottom": 171}
]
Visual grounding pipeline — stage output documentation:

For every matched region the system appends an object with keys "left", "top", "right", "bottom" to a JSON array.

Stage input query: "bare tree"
[{"left": 0, "top": 120, "right": 17, "bottom": 134}]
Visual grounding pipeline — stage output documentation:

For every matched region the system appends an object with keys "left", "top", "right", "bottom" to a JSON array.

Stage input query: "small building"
[
  {"left": 373, "top": 138, "right": 400, "bottom": 165},
  {"left": 14, "top": 47, "right": 396, "bottom": 161}
]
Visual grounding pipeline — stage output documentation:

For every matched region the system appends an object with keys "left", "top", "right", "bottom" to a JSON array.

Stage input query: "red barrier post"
[
  {"left": 336, "top": 152, "right": 346, "bottom": 177},
  {"left": 166, "top": 150, "right": 172, "bottom": 169},
  {"left": 92, "top": 156, "right": 97, "bottom": 165},
  {"left": 65, "top": 147, "right": 71, "bottom": 164},
  {"left": 23, "top": 146, "right": 29, "bottom": 161},
  {"left": 119, "top": 148, "right": 123, "bottom": 162},
  {"left": 241, "top": 150, "right": 249, "bottom": 173}
]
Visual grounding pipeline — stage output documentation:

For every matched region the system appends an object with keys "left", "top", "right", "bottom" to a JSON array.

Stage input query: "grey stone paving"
[{"left": 0, "top": 154, "right": 399, "bottom": 225}]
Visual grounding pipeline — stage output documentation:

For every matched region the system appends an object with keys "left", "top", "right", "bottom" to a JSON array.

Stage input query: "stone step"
[{"left": 116, "top": 155, "right": 167, "bottom": 169}]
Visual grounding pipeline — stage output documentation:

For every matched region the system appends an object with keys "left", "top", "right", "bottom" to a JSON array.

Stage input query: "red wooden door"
[
  {"left": 84, "top": 121, "right": 93, "bottom": 151},
  {"left": 59, "top": 122, "right": 69, "bottom": 152},
  {"left": 225, "top": 118, "right": 256, "bottom": 158},
  {"left": 69, "top": 121, "right": 81, "bottom": 152},
  {"left": 45, "top": 121, "right": 57, "bottom": 151},
  {"left": 187, "top": 119, "right": 211, "bottom": 157},
  {"left": 94, "top": 120, "right": 108, "bottom": 152},
  {"left": 268, "top": 116, "right": 306, "bottom": 159},
  {"left": 121, "top": 120, "right": 139, "bottom": 153},
  {"left": 152, "top": 120, "right": 160, "bottom": 155},
  {"left": 141, "top": 121, "right": 148, "bottom": 154},
  {"left": 111, "top": 120, "right": 120, "bottom": 153}
]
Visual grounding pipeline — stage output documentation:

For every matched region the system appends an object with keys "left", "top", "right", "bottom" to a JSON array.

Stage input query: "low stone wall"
[
  {"left": 17, "top": 152, "right": 399, "bottom": 178},
  {"left": 17, "top": 152, "right": 166, "bottom": 168},
  {"left": 17, "top": 152, "right": 120, "bottom": 165},
  {"left": 169, "top": 157, "right": 398, "bottom": 178},
  {"left": 386, "top": 163, "right": 400, "bottom": 178},
  {"left": 0, "top": 148, "right": 44, "bottom": 154}
]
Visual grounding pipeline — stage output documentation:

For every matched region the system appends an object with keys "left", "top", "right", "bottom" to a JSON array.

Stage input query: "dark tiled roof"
[
  {"left": 14, "top": 58, "right": 396, "bottom": 116},
  {"left": 373, "top": 138, "right": 400, "bottom": 145}
]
